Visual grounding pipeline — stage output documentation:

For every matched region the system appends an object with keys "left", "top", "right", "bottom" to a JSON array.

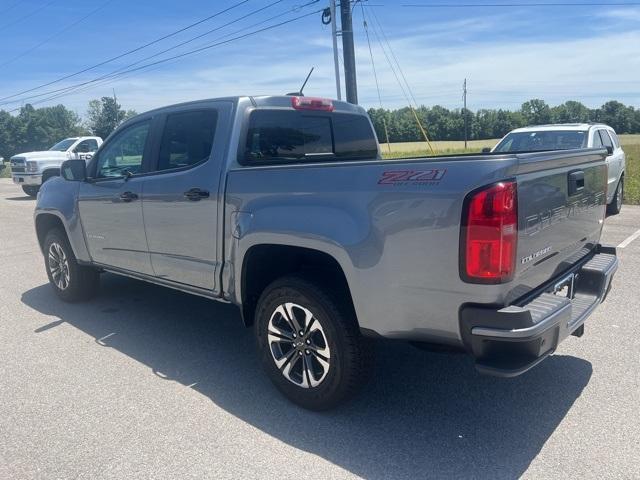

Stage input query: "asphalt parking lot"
[{"left": 0, "top": 178, "right": 639, "bottom": 480}]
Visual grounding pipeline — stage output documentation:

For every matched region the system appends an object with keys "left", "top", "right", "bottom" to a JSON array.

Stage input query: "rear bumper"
[
  {"left": 12, "top": 174, "right": 42, "bottom": 186},
  {"left": 460, "top": 245, "right": 618, "bottom": 377}
]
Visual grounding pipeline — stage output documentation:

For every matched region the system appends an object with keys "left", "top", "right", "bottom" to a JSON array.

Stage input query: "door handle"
[
  {"left": 183, "top": 188, "right": 210, "bottom": 201},
  {"left": 119, "top": 191, "right": 138, "bottom": 202},
  {"left": 568, "top": 170, "right": 585, "bottom": 196}
]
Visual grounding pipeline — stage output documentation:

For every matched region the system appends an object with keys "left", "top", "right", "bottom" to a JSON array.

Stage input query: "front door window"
[{"left": 95, "top": 122, "right": 150, "bottom": 178}]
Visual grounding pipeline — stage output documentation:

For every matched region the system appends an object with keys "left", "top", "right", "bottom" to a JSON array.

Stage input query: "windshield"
[
  {"left": 48, "top": 138, "right": 77, "bottom": 151},
  {"left": 494, "top": 130, "right": 587, "bottom": 153}
]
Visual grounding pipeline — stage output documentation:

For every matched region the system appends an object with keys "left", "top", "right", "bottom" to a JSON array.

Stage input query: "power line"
[
  {"left": 0, "top": 0, "right": 251, "bottom": 103},
  {"left": 2, "top": 1, "right": 321, "bottom": 108},
  {"left": 360, "top": 6, "right": 383, "bottom": 110},
  {"left": 79, "top": 0, "right": 295, "bottom": 93},
  {"left": 59, "top": 2, "right": 322, "bottom": 104},
  {"left": 17, "top": 3, "right": 318, "bottom": 107},
  {"left": 402, "top": 2, "right": 640, "bottom": 7},
  {"left": 367, "top": 6, "right": 421, "bottom": 108},
  {"left": 363, "top": 5, "right": 435, "bottom": 152},
  {"left": 0, "top": 0, "right": 27, "bottom": 16},
  {"left": 31, "top": 0, "right": 289, "bottom": 103},
  {"left": 0, "top": 0, "right": 57, "bottom": 31},
  {"left": 0, "top": 0, "right": 116, "bottom": 68},
  {"left": 366, "top": 18, "right": 412, "bottom": 108},
  {"left": 360, "top": 1, "right": 391, "bottom": 151},
  {"left": 7, "top": 7, "right": 325, "bottom": 112}
]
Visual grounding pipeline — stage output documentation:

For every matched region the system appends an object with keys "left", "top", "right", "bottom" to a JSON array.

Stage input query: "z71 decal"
[{"left": 378, "top": 169, "right": 447, "bottom": 186}]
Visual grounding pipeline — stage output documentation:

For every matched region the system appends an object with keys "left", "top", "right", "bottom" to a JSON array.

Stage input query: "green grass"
[
  {"left": 382, "top": 135, "right": 640, "bottom": 205},
  {"left": 621, "top": 137, "right": 639, "bottom": 205},
  {"left": 380, "top": 139, "right": 497, "bottom": 155}
]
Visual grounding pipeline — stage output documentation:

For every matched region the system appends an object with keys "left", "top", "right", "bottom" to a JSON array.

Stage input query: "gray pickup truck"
[{"left": 35, "top": 95, "right": 618, "bottom": 410}]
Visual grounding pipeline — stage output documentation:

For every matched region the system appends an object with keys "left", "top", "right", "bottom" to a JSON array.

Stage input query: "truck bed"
[{"left": 224, "top": 147, "right": 608, "bottom": 345}]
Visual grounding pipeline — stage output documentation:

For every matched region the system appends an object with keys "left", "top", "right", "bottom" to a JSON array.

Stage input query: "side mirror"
[
  {"left": 61, "top": 159, "right": 87, "bottom": 181},
  {"left": 605, "top": 145, "right": 614, "bottom": 155},
  {"left": 482, "top": 147, "right": 492, "bottom": 153}
]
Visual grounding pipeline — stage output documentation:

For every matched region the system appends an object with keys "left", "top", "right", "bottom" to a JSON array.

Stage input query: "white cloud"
[
  {"left": 598, "top": 7, "right": 640, "bottom": 22},
  {"left": 6, "top": 14, "right": 639, "bottom": 115}
]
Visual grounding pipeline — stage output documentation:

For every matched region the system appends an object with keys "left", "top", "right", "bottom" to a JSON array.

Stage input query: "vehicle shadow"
[
  {"left": 5, "top": 196, "right": 35, "bottom": 201},
  {"left": 21, "top": 274, "right": 592, "bottom": 479}
]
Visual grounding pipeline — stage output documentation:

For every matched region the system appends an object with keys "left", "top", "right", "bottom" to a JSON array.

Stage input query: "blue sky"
[{"left": 1, "top": 0, "right": 639, "bottom": 116}]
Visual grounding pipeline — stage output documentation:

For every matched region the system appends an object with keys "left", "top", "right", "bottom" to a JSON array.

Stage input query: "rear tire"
[
  {"left": 22, "top": 185, "right": 39, "bottom": 197},
  {"left": 255, "top": 275, "right": 371, "bottom": 410},
  {"left": 43, "top": 228, "right": 99, "bottom": 302},
  {"left": 607, "top": 176, "right": 623, "bottom": 216}
]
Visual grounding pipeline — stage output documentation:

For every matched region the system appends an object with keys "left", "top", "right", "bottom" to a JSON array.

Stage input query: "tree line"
[
  {"left": 367, "top": 99, "right": 640, "bottom": 143},
  {"left": 2, "top": 97, "right": 639, "bottom": 159},
  {"left": 0, "top": 97, "right": 135, "bottom": 160}
]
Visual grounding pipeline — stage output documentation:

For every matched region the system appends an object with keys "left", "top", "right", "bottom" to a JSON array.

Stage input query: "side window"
[
  {"left": 592, "top": 130, "right": 603, "bottom": 147},
  {"left": 333, "top": 113, "right": 379, "bottom": 160},
  {"left": 599, "top": 130, "right": 613, "bottom": 148},
  {"left": 95, "top": 121, "right": 150, "bottom": 178},
  {"left": 75, "top": 139, "right": 99, "bottom": 154},
  {"left": 158, "top": 110, "right": 218, "bottom": 171},
  {"left": 608, "top": 130, "right": 620, "bottom": 148}
]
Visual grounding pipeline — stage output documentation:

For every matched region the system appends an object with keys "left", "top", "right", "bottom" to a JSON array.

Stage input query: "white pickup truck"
[{"left": 10, "top": 136, "right": 103, "bottom": 197}]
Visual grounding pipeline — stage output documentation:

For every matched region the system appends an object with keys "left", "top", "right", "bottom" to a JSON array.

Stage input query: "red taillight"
[
  {"left": 462, "top": 181, "right": 518, "bottom": 283},
  {"left": 291, "top": 96, "right": 334, "bottom": 111}
]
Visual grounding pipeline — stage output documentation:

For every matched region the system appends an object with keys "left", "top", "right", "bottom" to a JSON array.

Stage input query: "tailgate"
[{"left": 513, "top": 148, "right": 608, "bottom": 296}]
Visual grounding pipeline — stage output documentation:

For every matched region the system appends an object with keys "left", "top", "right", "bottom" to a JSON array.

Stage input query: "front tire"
[
  {"left": 255, "top": 275, "right": 371, "bottom": 410},
  {"left": 22, "top": 185, "right": 39, "bottom": 197},
  {"left": 43, "top": 229, "right": 99, "bottom": 302},
  {"left": 607, "top": 176, "right": 623, "bottom": 216}
]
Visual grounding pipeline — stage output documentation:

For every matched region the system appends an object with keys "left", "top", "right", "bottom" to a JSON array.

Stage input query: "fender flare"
[{"left": 41, "top": 168, "right": 61, "bottom": 181}]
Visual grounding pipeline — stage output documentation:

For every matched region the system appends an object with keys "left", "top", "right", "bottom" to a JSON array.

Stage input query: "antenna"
[{"left": 286, "top": 67, "right": 314, "bottom": 96}]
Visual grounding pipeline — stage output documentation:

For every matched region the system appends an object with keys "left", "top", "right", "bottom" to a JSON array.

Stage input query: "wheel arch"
[
  {"left": 41, "top": 167, "right": 61, "bottom": 181},
  {"left": 35, "top": 213, "right": 67, "bottom": 253},
  {"left": 239, "top": 244, "right": 357, "bottom": 329},
  {"left": 34, "top": 211, "right": 91, "bottom": 263}
]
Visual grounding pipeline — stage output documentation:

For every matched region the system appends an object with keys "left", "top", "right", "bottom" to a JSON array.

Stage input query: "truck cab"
[{"left": 10, "top": 136, "right": 102, "bottom": 197}]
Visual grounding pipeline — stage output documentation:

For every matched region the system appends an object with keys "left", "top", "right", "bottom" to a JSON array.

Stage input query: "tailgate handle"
[{"left": 568, "top": 170, "right": 585, "bottom": 196}]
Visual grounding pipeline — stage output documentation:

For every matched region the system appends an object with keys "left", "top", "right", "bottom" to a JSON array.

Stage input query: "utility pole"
[
  {"left": 340, "top": 1, "right": 358, "bottom": 104},
  {"left": 463, "top": 78, "right": 468, "bottom": 149},
  {"left": 330, "top": 0, "right": 342, "bottom": 100}
]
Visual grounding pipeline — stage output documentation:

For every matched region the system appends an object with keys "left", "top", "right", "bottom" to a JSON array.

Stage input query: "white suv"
[{"left": 492, "top": 124, "right": 626, "bottom": 215}]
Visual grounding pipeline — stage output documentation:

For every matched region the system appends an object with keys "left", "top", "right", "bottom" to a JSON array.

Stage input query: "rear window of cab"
[{"left": 243, "top": 109, "right": 378, "bottom": 164}]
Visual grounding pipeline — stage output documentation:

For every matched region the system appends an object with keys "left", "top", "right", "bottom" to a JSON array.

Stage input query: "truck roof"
[
  {"left": 61, "top": 136, "right": 102, "bottom": 141},
  {"left": 510, "top": 123, "right": 613, "bottom": 133},
  {"left": 135, "top": 95, "right": 367, "bottom": 118}
]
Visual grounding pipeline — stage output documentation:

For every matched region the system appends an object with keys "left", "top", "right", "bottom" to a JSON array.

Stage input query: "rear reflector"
[
  {"left": 462, "top": 181, "right": 518, "bottom": 284},
  {"left": 291, "top": 96, "right": 334, "bottom": 111}
]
